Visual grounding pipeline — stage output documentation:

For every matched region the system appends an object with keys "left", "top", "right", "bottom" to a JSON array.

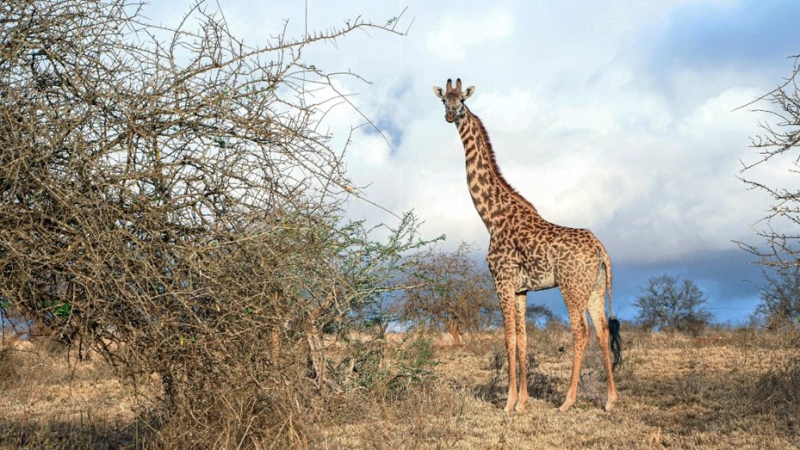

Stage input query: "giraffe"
[{"left": 433, "top": 78, "right": 621, "bottom": 413}]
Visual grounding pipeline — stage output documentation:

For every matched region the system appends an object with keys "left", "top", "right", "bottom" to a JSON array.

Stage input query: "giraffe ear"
[
  {"left": 462, "top": 86, "right": 475, "bottom": 100},
  {"left": 433, "top": 86, "right": 445, "bottom": 99}
]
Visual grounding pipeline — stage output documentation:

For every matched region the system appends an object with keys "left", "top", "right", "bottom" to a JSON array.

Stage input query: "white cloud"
[
  {"left": 142, "top": 0, "right": 800, "bottom": 267},
  {"left": 424, "top": 7, "right": 514, "bottom": 62},
  {"left": 125, "top": 0, "right": 800, "bottom": 322},
  {"left": 473, "top": 88, "right": 543, "bottom": 134}
]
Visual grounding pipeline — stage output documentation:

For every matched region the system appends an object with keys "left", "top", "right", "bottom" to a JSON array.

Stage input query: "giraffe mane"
[{"left": 464, "top": 105, "right": 540, "bottom": 216}]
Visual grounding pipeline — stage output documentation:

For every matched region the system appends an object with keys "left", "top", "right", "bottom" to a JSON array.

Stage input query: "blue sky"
[{"left": 151, "top": 0, "right": 800, "bottom": 325}]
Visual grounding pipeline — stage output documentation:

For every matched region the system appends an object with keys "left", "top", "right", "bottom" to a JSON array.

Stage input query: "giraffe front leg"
[
  {"left": 489, "top": 259, "right": 522, "bottom": 413},
  {"left": 514, "top": 292, "right": 529, "bottom": 413},
  {"left": 501, "top": 298, "right": 518, "bottom": 413}
]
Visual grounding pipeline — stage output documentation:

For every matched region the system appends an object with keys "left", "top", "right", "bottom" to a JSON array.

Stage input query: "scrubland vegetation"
[
  {"left": 1, "top": 1, "right": 799, "bottom": 448},
  {"left": 1, "top": 326, "right": 799, "bottom": 449}
]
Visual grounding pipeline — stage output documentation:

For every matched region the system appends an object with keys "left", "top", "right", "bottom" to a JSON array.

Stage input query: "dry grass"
[
  {"left": 0, "top": 338, "right": 147, "bottom": 449},
  {"left": 1, "top": 327, "right": 799, "bottom": 449},
  {"left": 316, "top": 326, "right": 800, "bottom": 450}
]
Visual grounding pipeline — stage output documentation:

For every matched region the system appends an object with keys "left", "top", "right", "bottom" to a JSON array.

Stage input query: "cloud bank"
[{"left": 147, "top": 0, "right": 800, "bottom": 323}]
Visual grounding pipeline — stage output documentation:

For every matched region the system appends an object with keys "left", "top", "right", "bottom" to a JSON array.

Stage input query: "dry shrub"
[
  {"left": 525, "top": 354, "right": 560, "bottom": 406},
  {"left": 330, "top": 333, "right": 439, "bottom": 401},
  {"left": 98, "top": 211, "right": 431, "bottom": 449},
  {"left": 0, "top": 0, "right": 417, "bottom": 447},
  {"left": 728, "top": 326, "right": 800, "bottom": 350},
  {"left": 471, "top": 347, "right": 506, "bottom": 406},
  {"left": 0, "top": 413, "right": 139, "bottom": 450},
  {"left": 314, "top": 367, "right": 465, "bottom": 449},
  {"left": 399, "top": 243, "right": 499, "bottom": 345},
  {"left": 0, "top": 346, "right": 18, "bottom": 390},
  {"left": 149, "top": 376, "right": 311, "bottom": 449},
  {"left": 0, "top": 330, "right": 23, "bottom": 387},
  {"left": 531, "top": 320, "right": 572, "bottom": 354},
  {"left": 750, "top": 353, "right": 800, "bottom": 435},
  {"left": 460, "top": 330, "right": 499, "bottom": 358}
]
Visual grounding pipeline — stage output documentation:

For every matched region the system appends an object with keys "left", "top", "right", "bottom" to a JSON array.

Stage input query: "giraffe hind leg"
[
  {"left": 560, "top": 292, "right": 590, "bottom": 413},
  {"left": 587, "top": 286, "right": 618, "bottom": 411}
]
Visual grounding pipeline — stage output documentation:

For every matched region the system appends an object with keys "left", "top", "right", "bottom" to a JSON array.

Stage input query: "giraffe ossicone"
[{"left": 434, "top": 78, "right": 621, "bottom": 413}]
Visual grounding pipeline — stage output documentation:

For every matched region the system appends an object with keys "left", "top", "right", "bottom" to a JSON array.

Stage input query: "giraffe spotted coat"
[{"left": 434, "top": 78, "right": 619, "bottom": 413}]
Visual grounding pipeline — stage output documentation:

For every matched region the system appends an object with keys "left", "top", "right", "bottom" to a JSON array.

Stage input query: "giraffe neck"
[{"left": 456, "top": 107, "right": 540, "bottom": 232}]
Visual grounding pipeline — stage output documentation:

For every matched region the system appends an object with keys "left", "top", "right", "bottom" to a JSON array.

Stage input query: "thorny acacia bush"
[
  {"left": 738, "top": 55, "right": 800, "bottom": 329},
  {"left": 0, "top": 0, "right": 426, "bottom": 447}
]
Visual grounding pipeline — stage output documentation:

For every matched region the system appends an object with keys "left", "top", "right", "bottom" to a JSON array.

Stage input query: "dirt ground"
[
  {"left": 316, "top": 329, "right": 799, "bottom": 449},
  {"left": 1, "top": 328, "right": 798, "bottom": 449}
]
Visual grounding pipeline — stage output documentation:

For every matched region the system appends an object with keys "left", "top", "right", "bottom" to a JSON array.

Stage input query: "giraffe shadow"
[
  {"left": 471, "top": 353, "right": 562, "bottom": 409},
  {"left": 471, "top": 351, "right": 510, "bottom": 408},
  {"left": 471, "top": 373, "right": 507, "bottom": 409},
  {"left": 527, "top": 370, "right": 562, "bottom": 406},
  {"left": 471, "top": 372, "right": 562, "bottom": 409}
]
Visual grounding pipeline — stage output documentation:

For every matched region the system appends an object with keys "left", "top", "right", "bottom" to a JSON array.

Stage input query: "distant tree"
[
  {"left": 634, "top": 275, "right": 713, "bottom": 335},
  {"left": 400, "top": 243, "right": 499, "bottom": 345},
  {"left": 526, "top": 304, "right": 559, "bottom": 328},
  {"left": 750, "top": 266, "right": 800, "bottom": 329},
  {"left": 737, "top": 55, "right": 800, "bottom": 329}
]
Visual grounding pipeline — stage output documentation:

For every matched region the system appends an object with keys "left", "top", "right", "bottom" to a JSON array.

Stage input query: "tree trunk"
[{"left": 445, "top": 320, "right": 463, "bottom": 346}]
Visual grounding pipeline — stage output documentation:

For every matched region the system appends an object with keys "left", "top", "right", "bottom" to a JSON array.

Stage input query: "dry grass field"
[{"left": 1, "top": 326, "right": 798, "bottom": 449}]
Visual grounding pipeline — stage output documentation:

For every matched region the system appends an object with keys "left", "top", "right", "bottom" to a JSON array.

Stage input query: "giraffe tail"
[
  {"left": 598, "top": 246, "right": 614, "bottom": 319},
  {"left": 598, "top": 246, "right": 621, "bottom": 371}
]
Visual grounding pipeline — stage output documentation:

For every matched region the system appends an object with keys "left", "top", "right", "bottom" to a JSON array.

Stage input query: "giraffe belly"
[{"left": 516, "top": 270, "right": 556, "bottom": 292}]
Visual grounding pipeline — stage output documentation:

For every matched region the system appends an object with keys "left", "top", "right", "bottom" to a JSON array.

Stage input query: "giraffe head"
[{"left": 433, "top": 78, "right": 475, "bottom": 123}]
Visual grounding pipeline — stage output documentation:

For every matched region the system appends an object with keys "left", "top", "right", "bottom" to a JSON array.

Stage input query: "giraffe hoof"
[
  {"left": 605, "top": 392, "right": 617, "bottom": 411},
  {"left": 558, "top": 402, "right": 573, "bottom": 413},
  {"left": 514, "top": 396, "right": 528, "bottom": 413}
]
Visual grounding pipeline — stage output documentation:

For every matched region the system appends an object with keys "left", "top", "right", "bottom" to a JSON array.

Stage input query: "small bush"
[
  {"left": 526, "top": 354, "right": 560, "bottom": 405},
  {"left": 0, "top": 346, "right": 18, "bottom": 389},
  {"left": 750, "top": 354, "right": 800, "bottom": 434},
  {"left": 327, "top": 333, "right": 439, "bottom": 399}
]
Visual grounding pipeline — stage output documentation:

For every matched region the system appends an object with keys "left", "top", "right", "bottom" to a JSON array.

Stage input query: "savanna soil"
[{"left": 1, "top": 328, "right": 798, "bottom": 449}]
